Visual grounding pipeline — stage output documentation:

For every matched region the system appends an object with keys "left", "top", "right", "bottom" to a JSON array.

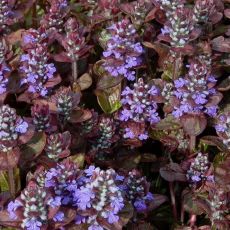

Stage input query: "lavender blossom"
[
  {"left": 102, "top": 19, "right": 144, "bottom": 81},
  {"left": 7, "top": 200, "right": 23, "bottom": 220},
  {"left": 53, "top": 211, "right": 65, "bottom": 222},
  {"left": 20, "top": 30, "right": 56, "bottom": 96},
  {"left": 44, "top": 160, "right": 81, "bottom": 206},
  {"left": 120, "top": 169, "right": 154, "bottom": 212},
  {"left": 74, "top": 168, "right": 124, "bottom": 229},
  {"left": 186, "top": 152, "right": 211, "bottom": 184},
  {"left": 119, "top": 78, "right": 160, "bottom": 139},
  {"left": 172, "top": 61, "right": 221, "bottom": 118}
]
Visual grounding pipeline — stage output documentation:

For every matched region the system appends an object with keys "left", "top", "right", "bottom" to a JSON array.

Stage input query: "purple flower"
[
  {"left": 193, "top": 93, "right": 207, "bottom": 105},
  {"left": 25, "top": 218, "right": 42, "bottom": 230},
  {"left": 53, "top": 211, "right": 64, "bottom": 222},
  {"left": 139, "top": 133, "right": 148, "bottom": 140},
  {"left": 15, "top": 119, "right": 28, "bottom": 134},
  {"left": 23, "top": 35, "right": 36, "bottom": 44},
  {"left": 88, "top": 225, "right": 103, "bottom": 230},
  {"left": 134, "top": 199, "right": 147, "bottom": 212},
  {"left": 115, "top": 174, "right": 125, "bottom": 181},
  {"left": 107, "top": 212, "right": 119, "bottom": 224},
  {"left": 75, "top": 215, "right": 86, "bottom": 224},
  {"left": 74, "top": 187, "right": 95, "bottom": 210},
  {"left": 124, "top": 128, "right": 135, "bottom": 139},
  {"left": 174, "top": 78, "right": 187, "bottom": 88},
  {"left": 205, "top": 106, "right": 217, "bottom": 117},
  {"left": 84, "top": 165, "right": 95, "bottom": 177},
  {"left": 48, "top": 196, "right": 62, "bottom": 208},
  {"left": 161, "top": 26, "right": 171, "bottom": 35},
  {"left": 110, "top": 197, "right": 124, "bottom": 213},
  {"left": 207, "top": 75, "right": 217, "bottom": 83},
  {"left": 145, "top": 192, "right": 154, "bottom": 201},
  {"left": 215, "top": 124, "right": 226, "bottom": 132},
  {"left": 191, "top": 175, "right": 201, "bottom": 182},
  {"left": 207, "top": 175, "right": 214, "bottom": 182},
  {"left": 120, "top": 109, "right": 133, "bottom": 121},
  {"left": 7, "top": 200, "right": 23, "bottom": 220}
]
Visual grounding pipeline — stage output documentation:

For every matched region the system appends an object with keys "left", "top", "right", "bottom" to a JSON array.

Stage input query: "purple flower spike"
[
  {"left": 172, "top": 60, "right": 220, "bottom": 118},
  {"left": 102, "top": 19, "right": 144, "bottom": 81}
]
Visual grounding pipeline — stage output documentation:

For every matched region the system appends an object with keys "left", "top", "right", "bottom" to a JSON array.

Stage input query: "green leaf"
[
  {"left": 97, "top": 92, "right": 122, "bottom": 114},
  {"left": 0, "top": 168, "right": 20, "bottom": 194}
]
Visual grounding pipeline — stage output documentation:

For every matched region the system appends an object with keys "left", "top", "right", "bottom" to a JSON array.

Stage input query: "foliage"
[{"left": 0, "top": 0, "right": 229, "bottom": 230}]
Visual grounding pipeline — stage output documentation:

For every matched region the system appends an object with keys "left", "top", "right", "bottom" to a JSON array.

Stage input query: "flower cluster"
[
  {"left": 157, "top": 0, "right": 185, "bottom": 20},
  {"left": 6, "top": 160, "right": 155, "bottom": 229},
  {"left": 32, "top": 104, "right": 51, "bottom": 132},
  {"left": 120, "top": 169, "right": 154, "bottom": 212},
  {"left": 193, "top": 0, "right": 214, "bottom": 23},
  {"left": 168, "top": 8, "right": 194, "bottom": 48},
  {"left": 43, "top": 162, "right": 126, "bottom": 229},
  {"left": 158, "top": 0, "right": 195, "bottom": 48},
  {"left": 81, "top": 110, "right": 98, "bottom": 136},
  {"left": 8, "top": 182, "right": 48, "bottom": 230},
  {"left": 172, "top": 61, "right": 220, "bottom": 118},
  {"left": 209, "top": 188, "right": 228, "bottom": 225},
  {"left": 161, "top": 82, "right": 174, "bottom": 105},
  {"left": 92, "top": 116, "right": 116, "bottom": 150},
  {"left": 45, "top": 131, "right": 71, "bottom": 161},
  {"left": 0, "top": 0, "right": 13, "bottom": 31},
  {"left": 186, "top": 152, "right": 212, "bottom": 184},
  {"left": 41, "top": 0, "right": 68, "bottom": 33},
  {"left": 163, "top": 128, "right": 189, "bottom": 152},
  {"left": 0, "top": 62, "right": 9, "bottom": 94},
  {"left": 0, "top": 105, "right": 28, "bottom": 151},
  {"left": 74, "top": 167, "right": 124, "bottom": 229},
  {"left": 102, "top": 19, "right": 144, "bottom": 81},
  {"left": 44, "top": 160, "right": 80, "bottom": 207},
  {"left": 62, "top": 17, "right": 91, "bottom": 61},
  {"left": 20, "top": 29, "right": 56, "bottom": 96},
  {"left": 119, "top": 78, "right": 160, "bottom": 139},
  {"left": 215, "top": 111, "right": 230, "bottom": 149},
  {"left": 0, "top": 38, "right": 10, "bottom": 94},
  {"left": 53, "top": 87, "right": 80, "bottom": 123}
]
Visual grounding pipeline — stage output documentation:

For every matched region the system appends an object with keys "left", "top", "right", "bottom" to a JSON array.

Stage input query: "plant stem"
[
  {"left": 8, "top": 168, "right": 15, "bottom": 198},
  {"left": 172, "top": 54, "right": 181, "bottom": 80},
  {"left": 189, "top": 135, "right": 196, "bottom": 153},
  {"left": 180, "top": 196, "right": 184, "bottom": 224},
  {"left": 72, "top": 59, "right": 78, "bottom": 84},
  {"left": 169, "top": 182, "right": 177, "bottom": 221}
]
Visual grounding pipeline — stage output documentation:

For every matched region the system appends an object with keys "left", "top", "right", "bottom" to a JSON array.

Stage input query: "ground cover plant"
[{"left": 0, "top": 0, "right": 229, "bottom": 229}]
